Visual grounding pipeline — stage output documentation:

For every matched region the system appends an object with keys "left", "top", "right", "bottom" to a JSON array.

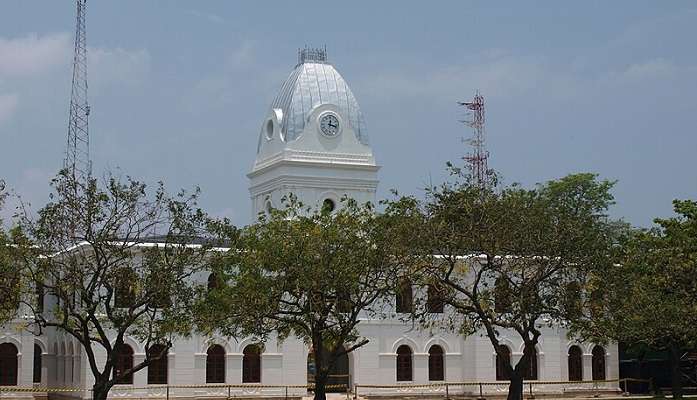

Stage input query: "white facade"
[{"left": 0, "top": 49, "right": 619, "bottom": 398}]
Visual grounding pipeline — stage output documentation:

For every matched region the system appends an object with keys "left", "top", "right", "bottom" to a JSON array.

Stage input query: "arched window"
[
  {"left": 495, "top": 345, "right": 511, "bottom": 381},
  {"left": 207, "top": 273, "right": 219, "bottom": 291},
  {"left": 395, "top": 280, "right": 412, "bottom": 313},
  {"left": 494, "top": 277, "right": 512, "bottom": 313},
  {"left": 592, "top": 346, "right": 606, "bottom": 380},
  {"left": 428, "top": 345, "right": 445, "bottom": 381},
  {"left": 147, "top": 344, "right": 168, "bottom": 384},
  {"left": 206, "top": 345, "right": 226, "bottom": 383},
  {"left": 243, "top": 345, "right": 261, "bottom": 383},
  {"left": 427, "top": 284, "right": 444, "bottom": 313},
  {"left": 33, "top": 344, "right": 43, "bottom": 383},
  {"left": 396, "top": 345, "right": 413, "bottom": 382},
  {"left": 114, "top": 344, "right": 134, "bottom": 384},
  {"left": 523, "top": 347, "right": 538, "bottom": 380},
  {"left": 568, "top": 345, "right": 583, "bottom": 381},
  {"left": 0, "top": 343, "right": 18, "bottom": 386}
]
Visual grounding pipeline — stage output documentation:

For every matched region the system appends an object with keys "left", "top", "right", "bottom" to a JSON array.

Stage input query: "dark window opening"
[
  {"left": 494, "top": 277, "right": 512, "bottom": 313},
  {"left": 568, "top": 345, "right": 583, "bottom": 381},
  {"left": 592, "top": 345, "right": 606, "bottom": 380},
  {"left": 428, "top": 345, "right": 445, "bottom": 381},
  {"left": 114, "top": 343, "right": 134, "bottom": 384},
  {"left": 322, "top": 198, "right": 336, "bottom": 213},
  {"left": 114, "top": 268, "right": 136, "bottom": 308},
  {"left": 427, "top": 284, "right": 444, "bottom": 313},
  {"left": 147, "top": 344, "right": 168, "bottom": 384},
  {"left": 496, "top": 345, "right": 511, "bottom": 381},
  {"left": 523, "top": 347, "right": 538, "bottom": 380},
  {"left": 33, "top": 344, "right": 42, "bottom": 383},
  {"left": 396, "top": 280, "right": 413, "bottom": 314},
  {"left": 0, "top": 342, "right": 19, "bottom": 386},
  {"left": 243, "top": 345, "right": 261, "bottom": 383},
  {"left": 207, "top": 273, "right": 219, "bottom": 291},
  {"left": 396, "top": 345, "right": 413, "bottom": 382},
  {"left": 206, "top": 345, "right": 226, "bottom": 383}
]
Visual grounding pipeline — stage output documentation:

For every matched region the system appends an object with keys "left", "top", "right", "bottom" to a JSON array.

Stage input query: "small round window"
[
  {"left": 322, "top": 198, "right": 336, "bottom": 213},
  {"left": 265, "top": 119, "right": 274, "bottom": 140}
]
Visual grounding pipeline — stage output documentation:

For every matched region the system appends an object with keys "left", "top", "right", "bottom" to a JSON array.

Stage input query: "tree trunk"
[
  {"left": 668, "top": 343, "right": 683, "bottom": 399},
  {"left": 92, "top": 381, "right": 110, "bottom": 400},
  {"left": 507, "top": 372, "right": 524, "bottom": 400},
  {"left": 311, "top": 333, "right": 328, "bottom": 400},
  {"left": 314, "top": 371, "right": 329, "bottom": 400}
]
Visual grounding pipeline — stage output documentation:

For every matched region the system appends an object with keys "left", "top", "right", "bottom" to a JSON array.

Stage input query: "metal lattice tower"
[
  {"left": 459, "top": 91, "right": 492, "bottom": 188},
  {"left": 64, "top": 0, "right": 91, "bottom": 184}
]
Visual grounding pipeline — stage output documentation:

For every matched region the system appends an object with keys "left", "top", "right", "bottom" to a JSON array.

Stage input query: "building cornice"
[
  {"left": 248, "top": 157, "right": 380, "bottom": 180},
  {"left": 249, "top": 174, "right": 378, "bottom": 197},
  {"left": 250, "top": 149, "right": 378, "bottom": 177}
]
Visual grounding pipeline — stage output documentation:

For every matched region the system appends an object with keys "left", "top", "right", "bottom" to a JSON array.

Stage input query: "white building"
[{"left": 0, "top": 48, "right": 619, "bottom": 398}]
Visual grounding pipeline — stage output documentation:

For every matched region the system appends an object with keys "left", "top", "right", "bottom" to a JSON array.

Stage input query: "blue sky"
[{"left": 1, "top": 1, "right": 695, "bottom": 227}]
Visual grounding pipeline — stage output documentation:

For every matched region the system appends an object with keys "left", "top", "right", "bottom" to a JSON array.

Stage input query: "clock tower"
[{"left": 248, "top": 48, "right": 379, "bottom": 219}]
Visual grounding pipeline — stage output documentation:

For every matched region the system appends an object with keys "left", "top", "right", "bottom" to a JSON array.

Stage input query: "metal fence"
[
  {"left": 354, "top": 378, "right": 627, "bottom": 399},
  {"left": 0, "top": 378, "right": 652, "bottom": 400}
]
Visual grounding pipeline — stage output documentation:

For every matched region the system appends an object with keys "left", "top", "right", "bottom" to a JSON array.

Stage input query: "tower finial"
[{"left": 297, "top": 46, "right": 328, "bottom": 65}]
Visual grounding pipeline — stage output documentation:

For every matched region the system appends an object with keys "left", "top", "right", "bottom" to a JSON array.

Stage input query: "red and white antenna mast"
[
  {"left": 64, "top": 0, "right": 91, "bottom": 185},
  {"left": 459, "top": 91, "right": 492, "bottom": 188}
]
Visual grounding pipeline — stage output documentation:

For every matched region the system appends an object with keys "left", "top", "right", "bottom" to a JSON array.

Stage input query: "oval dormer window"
[{"left": 265, "top": 119, "right": 274, "bottom": 140}]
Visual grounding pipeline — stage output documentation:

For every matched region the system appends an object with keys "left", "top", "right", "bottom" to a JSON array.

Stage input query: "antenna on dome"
[{"left": 298, "top": 45, "right": 328, "bottom": 65}]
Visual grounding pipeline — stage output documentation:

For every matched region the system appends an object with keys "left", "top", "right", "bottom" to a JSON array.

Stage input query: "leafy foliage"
[
  {"left": 198, "top": 196, "right": 402, "bottom": 400},
  {"left": 14, "top": 170, "right": 214, "bottom": 400},
  {"left": 384, "top": 171, "right": 617, "bottom": 400},
  {"left": 572, "top": 199, "right": 697, "bottom": 397},
  {"left": 0, "top": 179, "right": 20, "bottom": 323}
]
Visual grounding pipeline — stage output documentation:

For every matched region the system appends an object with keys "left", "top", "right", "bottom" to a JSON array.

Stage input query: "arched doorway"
[{"left": 307, "top": 346, "right": 350, "bottom": 393}]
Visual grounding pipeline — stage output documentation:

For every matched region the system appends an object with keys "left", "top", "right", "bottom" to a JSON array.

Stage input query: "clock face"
[{"left": 319, "top": 113, "right": 340, "bottom": 137}]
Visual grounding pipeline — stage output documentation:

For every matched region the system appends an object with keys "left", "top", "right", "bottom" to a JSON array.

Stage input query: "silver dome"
[{"left": 269, "top": 54, "right": 368, "bottom": 145}]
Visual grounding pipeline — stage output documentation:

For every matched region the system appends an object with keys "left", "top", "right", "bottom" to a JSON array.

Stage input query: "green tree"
[
  {"left": 385, "top": 172, "right": 616, "bottom": 400},
  {"left": 0, "top": 179, "right": 20, "bottom": 323},
  {"left": 198, "top": 196, "right": 401, "bottom": 400},
  {"left": 15, "top": 171, "right": 213, "bottom": 400},
  {"left": 573, "top": 200, "right": 697, "bottom": 398}
]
